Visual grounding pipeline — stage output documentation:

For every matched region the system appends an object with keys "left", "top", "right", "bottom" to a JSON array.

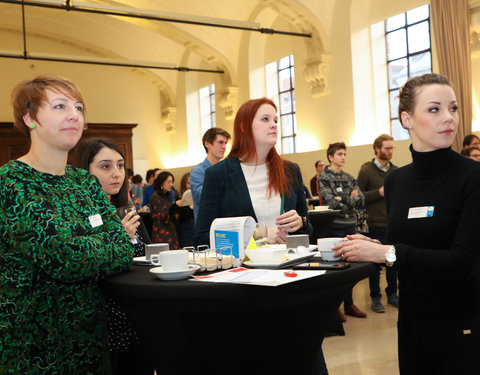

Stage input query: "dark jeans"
[
  {"left": 327, "top": 223, "right": 356, "bottom": 308},
  {"left": 368, "top": 226, "right": 398, "bottom": 298}
]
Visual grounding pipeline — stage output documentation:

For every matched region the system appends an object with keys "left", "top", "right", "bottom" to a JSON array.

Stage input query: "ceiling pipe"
[
  {"left": 0, "top": 50, "right": 225, "bottom": 73},
  {"left": 1, "top": 0, "right": 312, "bottom": 37}
]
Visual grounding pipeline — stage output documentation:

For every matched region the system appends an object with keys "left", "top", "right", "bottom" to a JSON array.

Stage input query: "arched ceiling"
[{"left": 0, "top": 0, "right": 333, "bottom": 104}]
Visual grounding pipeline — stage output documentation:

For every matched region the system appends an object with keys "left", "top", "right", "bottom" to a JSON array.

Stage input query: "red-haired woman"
[
  {"left": 194, "top": 98, "right": 327, "bottom": 374},
  {"left": 194, "top": 97, "right": 311, "bottom": 246}
]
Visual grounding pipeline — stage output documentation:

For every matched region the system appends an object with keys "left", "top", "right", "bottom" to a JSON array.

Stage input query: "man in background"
[
  {"left": 142, "top": 168, "right": 161, "bottom": 207},
  {"left": 357, "top": 134, "right": 398, "bottom": 313},
  {"left": 318, "top": 142, "right": 366, "bottom": 319},
  {"left": 190, "top": 128, "right": 231, "bottom": 223}
]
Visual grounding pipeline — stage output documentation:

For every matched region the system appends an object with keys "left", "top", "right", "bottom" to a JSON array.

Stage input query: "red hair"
[{"left": 229, "top": 97, "right": 293, "bottom": 197}]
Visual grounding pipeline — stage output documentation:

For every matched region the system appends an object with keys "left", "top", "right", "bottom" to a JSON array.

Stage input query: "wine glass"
[
  {"left": 116, "top": 205, "right": 136, "bottom": 219},
  {"left": 116, "top": 205, "right": 141, "bottom": 243},
  {"left": 253, "top": 222, "right": 268, "bottom": 247}
]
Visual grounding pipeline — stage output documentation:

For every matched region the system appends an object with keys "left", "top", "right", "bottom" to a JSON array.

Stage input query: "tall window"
[
  {"left": 385, "top": 5, "right": 431, "bottom": 140},
  {"left": 265, "top": 55, "right": 297, "bottom": 154},
  {"left": 199, "top": 84, "right": 216, "bottom": 135}
]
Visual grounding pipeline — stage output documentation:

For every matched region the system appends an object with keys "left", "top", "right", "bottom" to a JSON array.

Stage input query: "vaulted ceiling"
[{"left": 0, "top": 0, "right": 334, "bottom": 105}]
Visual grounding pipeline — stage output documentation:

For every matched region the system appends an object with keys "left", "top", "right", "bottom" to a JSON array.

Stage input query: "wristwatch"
[{"left": 385, "top": 246, "right": 396, "bottom": 267}]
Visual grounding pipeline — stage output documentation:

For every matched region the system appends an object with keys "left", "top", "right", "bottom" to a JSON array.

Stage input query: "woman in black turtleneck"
[{"left": 334, "top": 73, "right": 480, "bottom": 375}]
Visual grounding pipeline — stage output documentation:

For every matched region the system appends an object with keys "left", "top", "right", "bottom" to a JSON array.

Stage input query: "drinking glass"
[
  {"left": 254, "top": 222, "right": 268, "bottom": 246},
  {"left": 116, "top": 205, "right": 141, "bottom": 243},
  {"left": 116, "top": 205, "right": 136, "bottom": 219}
]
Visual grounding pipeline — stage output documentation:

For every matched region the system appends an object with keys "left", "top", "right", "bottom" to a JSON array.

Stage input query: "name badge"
[
  {"left": 88, "top": 214, "right": 103, "bottom": 228},
  {"left": 408, "top": 206, "right": 434, "bottom": 219},
  {"left": 336, "top": 187, "right": 343, "bottom": 192}
]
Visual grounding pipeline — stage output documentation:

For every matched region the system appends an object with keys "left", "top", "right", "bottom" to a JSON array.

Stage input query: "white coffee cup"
[
  {"left": 317, "top": 237, "right": 346, "bottom": 261},
  {"left": 286, "top": 234, "right": 309, "bottom": 249},
  {"left": 145, "top": 243, "right": 169, "bottom": 260},
  {"left": 151, "top": 249, "right": 189, "bottom": 271}
]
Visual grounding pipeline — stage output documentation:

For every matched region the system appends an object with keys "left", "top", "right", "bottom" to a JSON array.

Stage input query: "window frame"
[{"left": 385, "top": 5, "right": 432, "bottom": 139}]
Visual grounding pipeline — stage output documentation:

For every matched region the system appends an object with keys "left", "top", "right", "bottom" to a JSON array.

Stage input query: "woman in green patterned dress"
[{"left": 0, "top": 76, "right": 135, "bottom": 374}]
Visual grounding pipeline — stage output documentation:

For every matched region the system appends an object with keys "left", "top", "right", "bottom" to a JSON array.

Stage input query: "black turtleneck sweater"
[{"left": 385, "top": 146, "right": 480, "bottom": 320}]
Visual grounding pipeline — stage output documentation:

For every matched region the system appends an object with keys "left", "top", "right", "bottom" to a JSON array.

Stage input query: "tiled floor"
[{"left": 322, "top": 274, "right": 400, "bottom": 375}]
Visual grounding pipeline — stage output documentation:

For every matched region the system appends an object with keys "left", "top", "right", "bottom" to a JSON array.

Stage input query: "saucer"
[
  {"left": 133, "top": 256, "right": 152, "bottom": 266},
  {"left": 149, "top": 264, "right": 201, "bottom": 280}
]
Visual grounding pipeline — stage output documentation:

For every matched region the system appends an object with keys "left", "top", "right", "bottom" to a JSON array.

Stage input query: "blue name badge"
[{"left": 214, "top": 230, "right": 239, "bottom": 258}]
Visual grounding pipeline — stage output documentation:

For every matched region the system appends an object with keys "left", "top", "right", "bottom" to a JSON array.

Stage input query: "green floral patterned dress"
[{"left": 0, "top": 160, "right": 135, "bottom": 374}]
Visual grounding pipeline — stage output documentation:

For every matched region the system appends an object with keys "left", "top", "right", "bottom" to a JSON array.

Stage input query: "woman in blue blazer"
[
  {"left": 194, "top": 98, "right": 326, "bottom": 374},
  {"left": 194, "top": 97, "right": 311, "bottom": 247}
]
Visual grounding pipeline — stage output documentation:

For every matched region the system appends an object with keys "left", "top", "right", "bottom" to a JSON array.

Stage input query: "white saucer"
[
  {"left": 133, "top": 256, "right": 152, "bottom": 266},
  {"left": 149, "top": 264, "right": 201, "bottom": 280}
]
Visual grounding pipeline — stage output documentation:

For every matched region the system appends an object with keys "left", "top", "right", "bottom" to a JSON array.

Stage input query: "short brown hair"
[
  {"left": 373, "top": 134, "right": 394, "bottom": 153},
  {"left": 327, "top": 142, "right": 346, "bottom": 161},
  {"left": 398, "top": 73, "right": 452, "bottom": 129},
  {"left": 461, "top": 146, "right": 480, "bottom": 157},
  {"left": 11, "top": 75, "right": 86, "bottom": 140},
  {"left": 202, "top": 127, "right": 231, "bottom": 153},
  {"left": 463, "top": 134, "right": 480, "bottom": 148}
]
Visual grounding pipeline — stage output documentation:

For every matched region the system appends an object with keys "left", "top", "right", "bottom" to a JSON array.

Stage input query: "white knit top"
[{"left": 240, "top": 162, "right": 281, "bottom": 227}]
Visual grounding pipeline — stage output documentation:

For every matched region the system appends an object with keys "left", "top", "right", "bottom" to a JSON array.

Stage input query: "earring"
[{"left": 29, "top": 124, "right": 35, "bottom": 129}]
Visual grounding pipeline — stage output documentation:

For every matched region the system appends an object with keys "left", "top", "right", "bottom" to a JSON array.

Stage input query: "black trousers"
[
  {"left": 110, "top": 345, "right": 154, "bottom": 375},
  {"left": 398, "top": 313, "right": 480, "bottom": 375}
]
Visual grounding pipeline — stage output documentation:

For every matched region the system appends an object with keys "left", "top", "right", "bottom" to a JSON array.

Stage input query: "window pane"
[
  {"left": 282, "top": 137, "right": 294, "bottom": 154},
  {"left": 387, "top": 58, "right": 408, "bottom": 89},
  {"left": 265, "top": 61, "right": 278, "bottom": 99},
  {"left": 209, "top": 94, "right": 215, "bottom": 111},
  {"left": 386, "top": 29, "right": 407, "bottom": 60},
  {"left": 293, "top": 114, "right": 297, "bottom": 134},
  {"left": 407, "top": 5, "right": 429, "bottom": 24},
  {"left": 407, "top": 21, "right": 430, "bottom": 54},
  {"left": 278, "top": 68, "right": 292, "bottom": 92},
  {"left": 279, "top": 92, "right": 292, "bottom": 115},
  {"left": 291, "top": 67, "right": 295, "bottom": 89},
  {"left": 389, "top": 89, "right": 400, "bottom": 119},
  {"left": 386, "top": 13, "right": 405, "bottom": 32},
  {"left": 211, "top": 112, "right": 216, "bottom": 127},
  {"left": 281, "top": 114, "right": 293, "bottom": 137},
  {"left": 391, "top": 119, "right": 410, "bottom": 141},
  {"left": 290, "top": 55, "right": 294, "bottom": 66},
  {"left": 278, "top": 56, "right": 290, "bottom": 70},
  {"left": 409, "top": 52, "right": 431, "bottom": 77},
  {"left": 291, "top": 90, "right": 296, "bottom": 113}
]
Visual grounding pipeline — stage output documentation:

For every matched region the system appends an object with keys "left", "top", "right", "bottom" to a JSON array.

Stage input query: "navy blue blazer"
[{"left": 194, "top": 156, "right": 311, "bottom": 246}]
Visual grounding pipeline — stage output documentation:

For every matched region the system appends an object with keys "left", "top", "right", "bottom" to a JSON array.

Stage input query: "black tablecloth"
[{"left": 101, "top": 262, "right": 375, "bottom": 375}]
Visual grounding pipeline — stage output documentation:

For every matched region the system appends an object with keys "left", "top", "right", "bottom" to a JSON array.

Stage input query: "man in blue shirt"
[
  {"left": 142, "top": 168, "right": 161, "bottom": 207},
  {"left": 190, "top": 128, "right": 231, "bottom": 223}
]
